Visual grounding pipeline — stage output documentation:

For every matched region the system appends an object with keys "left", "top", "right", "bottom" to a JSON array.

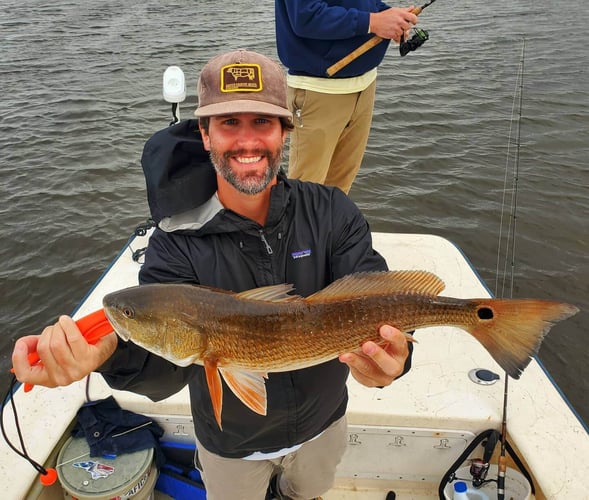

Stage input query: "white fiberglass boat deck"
[{"left": 1, "top": 232, "right": 587, "bottom": 499}]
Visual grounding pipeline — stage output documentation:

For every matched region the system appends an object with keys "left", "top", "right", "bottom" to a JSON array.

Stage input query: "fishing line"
[
  {"left": 494, "top": 38, "right": 527, "bottom": 500},
  {"left": 494, "top": 41, "right": 525, "bottom": 300}
]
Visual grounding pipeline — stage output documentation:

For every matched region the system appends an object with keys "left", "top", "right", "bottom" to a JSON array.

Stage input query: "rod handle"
[{"left": 325, "top": 6, "right": 424, "bottom": 77}]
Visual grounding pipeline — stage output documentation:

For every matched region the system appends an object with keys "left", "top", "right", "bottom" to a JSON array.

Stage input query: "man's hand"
[
  {"left": 369, "top": 7, "right": 419, "bottom": 43},
  {"left": 11, "top": 315, "right": 118, "bottom": 388},
  {"left": 339, "top": 324, "right": 411, "bottom": 387}
]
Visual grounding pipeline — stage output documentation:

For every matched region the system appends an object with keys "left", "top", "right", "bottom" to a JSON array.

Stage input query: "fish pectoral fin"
[
  {"left": 219, "top": 368, "right": 268, "bottom": 417},
  {"left": 204, "top": 359, "right": 224, "bottom": 430}
]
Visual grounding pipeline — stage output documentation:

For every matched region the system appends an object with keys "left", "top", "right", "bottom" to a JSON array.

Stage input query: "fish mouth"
[
  {"left": 102, "top": 291, "right": 131, "bottom": 340},
  {"left": 102, "top": 306, "right": 130, "bottom": 341},
  {"left": 114, "top": 326, "right": 131, "bottom": 341}
]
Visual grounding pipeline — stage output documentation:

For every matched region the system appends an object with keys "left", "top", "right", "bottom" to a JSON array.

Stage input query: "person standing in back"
[{"left": 275, "top": 0, "right": 418, "bottom": 193}]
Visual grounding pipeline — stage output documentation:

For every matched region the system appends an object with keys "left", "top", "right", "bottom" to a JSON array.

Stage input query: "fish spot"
[{"left": 477, "top": 306, "right": 494, "bottom": 320}]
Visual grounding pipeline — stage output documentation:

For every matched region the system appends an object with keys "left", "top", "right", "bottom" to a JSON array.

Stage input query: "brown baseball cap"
[{"left": 194, "top": 49, "right": 292, "bottom": 120}]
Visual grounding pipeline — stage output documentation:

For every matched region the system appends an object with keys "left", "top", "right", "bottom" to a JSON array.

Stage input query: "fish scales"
[
  {"left": 103, "top": 282, "right": 554, "bottom": 371},
  {"left": 103, "top": 271, "right": 578, "bottom": 429}
]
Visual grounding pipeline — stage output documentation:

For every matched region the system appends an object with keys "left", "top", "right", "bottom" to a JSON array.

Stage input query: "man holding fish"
[{"left": 12, "top": 50, "right": 413, "bottom": 499}]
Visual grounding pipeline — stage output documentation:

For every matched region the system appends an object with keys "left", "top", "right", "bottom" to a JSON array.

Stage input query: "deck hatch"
[{"left": 337, "top": 425, "right": 475, "bottom": 481}]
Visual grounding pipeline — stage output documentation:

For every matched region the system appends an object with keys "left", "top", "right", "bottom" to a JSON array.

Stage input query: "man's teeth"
[{"left": 237, "top": 156, "right": 262, "bottom": 164}]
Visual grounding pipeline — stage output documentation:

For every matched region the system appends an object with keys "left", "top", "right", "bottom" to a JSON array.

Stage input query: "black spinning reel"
[{"left": 399, "top": 28, "right": 430, "bottom": 57}]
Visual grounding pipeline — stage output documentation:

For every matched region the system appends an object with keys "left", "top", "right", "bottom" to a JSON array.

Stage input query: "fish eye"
[
  {"left": 477, "top": 306, "right": 494, "bottom": 320},
  {"left": 122, "top": 307, "right": 135, "bottom": 319}
]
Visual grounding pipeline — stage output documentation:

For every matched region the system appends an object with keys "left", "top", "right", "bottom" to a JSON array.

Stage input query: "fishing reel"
[
  {"left": 399, "top": 28, "right": 429, "bottom": 57},
  {"left": 469, "top": 458, "right": 491, "bottom": 487}
]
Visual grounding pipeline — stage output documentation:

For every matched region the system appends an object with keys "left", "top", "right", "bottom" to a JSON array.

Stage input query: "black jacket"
[{"left": 99, "top": 122, "right": 405, "bottom": 458}]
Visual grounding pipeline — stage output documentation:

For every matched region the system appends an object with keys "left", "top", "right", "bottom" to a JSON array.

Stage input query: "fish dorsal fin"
[
  {"left": 236, "top": 284, "right": 302, "bottom": 302},
  {"left": 307, "top": 270, "right": 445, "bottom": 301}
]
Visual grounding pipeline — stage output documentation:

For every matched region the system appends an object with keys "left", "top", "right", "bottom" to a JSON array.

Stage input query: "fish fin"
[
  {"left": 236, "top": 284, "right": 302, "bottom": 302},
  {"left": 465, "top": 299, "right": 578, "bottom": 379},
  {"left": 204, "top": 359, "right": 224, "bottom": 430},
  {"left": 219, "top": 368, "right": 268, "bottom": 417},
  {"left": 307, "top": 270, "right": 445, "bottom": 302}
]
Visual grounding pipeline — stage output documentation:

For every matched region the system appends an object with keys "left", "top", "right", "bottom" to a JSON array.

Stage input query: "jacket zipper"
[{"left": 259, "top": 230, "right": 273, "bottom": 255}]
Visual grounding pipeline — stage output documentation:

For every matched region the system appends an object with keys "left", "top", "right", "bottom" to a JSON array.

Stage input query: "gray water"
[{"left": 1, "top": 0, "right": 587, "bottom": 425}]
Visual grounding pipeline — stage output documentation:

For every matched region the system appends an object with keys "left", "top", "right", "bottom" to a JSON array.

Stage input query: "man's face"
[{"left": 201, "top": 113, "right": 287, "bottom": 195}]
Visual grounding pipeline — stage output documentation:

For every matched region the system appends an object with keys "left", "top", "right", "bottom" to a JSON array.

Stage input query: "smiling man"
[{"left": 12, "top": 50, "right": 412, "bottom": 500}]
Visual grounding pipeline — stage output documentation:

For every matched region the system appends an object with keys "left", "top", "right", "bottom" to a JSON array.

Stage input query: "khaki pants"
[
  {"left": 287, "top": 81, "right": 376, "bottom": 194},
  {"left": 194, "top": 416, "right": 348, "bottom": 500}
]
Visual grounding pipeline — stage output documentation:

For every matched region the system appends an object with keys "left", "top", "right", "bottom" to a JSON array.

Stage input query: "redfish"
[{"left": 102, "top": 270, "right": 578, "bottom": 429}]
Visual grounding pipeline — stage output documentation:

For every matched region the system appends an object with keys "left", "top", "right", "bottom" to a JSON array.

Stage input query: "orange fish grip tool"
[{"left": 11, "top": 308, "right": 114, "bottom": 392}]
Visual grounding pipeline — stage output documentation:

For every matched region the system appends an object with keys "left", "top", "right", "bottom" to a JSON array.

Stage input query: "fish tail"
[{"left": 466, "top": 299, "right": 578, "bottom": 379}]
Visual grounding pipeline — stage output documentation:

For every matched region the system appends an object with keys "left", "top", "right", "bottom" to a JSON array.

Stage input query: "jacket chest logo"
[{"left": 291, "top": 249, "right": 312, "bottom": 260}]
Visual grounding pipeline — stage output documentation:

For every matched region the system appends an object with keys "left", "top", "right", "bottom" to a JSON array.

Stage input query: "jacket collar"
[{"left": 159, "top": 173, "right": 291, "bottom": 233}]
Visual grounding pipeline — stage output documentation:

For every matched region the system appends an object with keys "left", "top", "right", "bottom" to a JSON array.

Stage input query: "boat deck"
[{"left": 3, "top": 232, "right": 587, "bottom": 499}]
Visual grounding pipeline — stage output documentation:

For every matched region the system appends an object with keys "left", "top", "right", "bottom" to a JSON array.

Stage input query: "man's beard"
[{"left": 209, "top": 145, "right": 283, "bottom": 195}]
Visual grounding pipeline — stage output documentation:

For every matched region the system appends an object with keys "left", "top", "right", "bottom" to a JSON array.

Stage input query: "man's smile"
[{"left": 235, "top": 155, "right": 263, "bottom": 164}]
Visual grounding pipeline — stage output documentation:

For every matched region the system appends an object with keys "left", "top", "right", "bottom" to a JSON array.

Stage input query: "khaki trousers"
[
  {"left": 287, "top": 81, "right": 376, "bottom": 194},
  {"left": 194, "top": 416, "right": 348, "bottom": 500}
]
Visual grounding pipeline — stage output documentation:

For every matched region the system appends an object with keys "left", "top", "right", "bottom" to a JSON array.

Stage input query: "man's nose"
[{"left": 234, "top": 124, "right": 262, "bottom": 146}]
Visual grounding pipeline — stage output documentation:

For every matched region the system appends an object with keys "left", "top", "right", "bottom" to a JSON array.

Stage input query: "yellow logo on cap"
[{"left": 220, "top": 63, "right": 263, "bottom": 92}]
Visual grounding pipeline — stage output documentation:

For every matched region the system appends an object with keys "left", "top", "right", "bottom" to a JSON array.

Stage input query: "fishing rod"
[
  {"left": 494, "top": 38, "right": 527, "bottom": 500},
  {"left": 326, "top": 0, "right": 438, "bottom": 77},
  {"left": 436, "top": 38, "right": 535, "bottom": 500}
]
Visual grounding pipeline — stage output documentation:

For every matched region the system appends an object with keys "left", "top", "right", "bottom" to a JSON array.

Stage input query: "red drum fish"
[{"left": 102, "top": 270, "right": 578, "bottom": 429}]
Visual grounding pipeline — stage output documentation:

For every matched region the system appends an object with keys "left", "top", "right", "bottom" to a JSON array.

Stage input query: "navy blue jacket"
[{"left": 275, "top": 0, "right": 392, "bottom": 78}]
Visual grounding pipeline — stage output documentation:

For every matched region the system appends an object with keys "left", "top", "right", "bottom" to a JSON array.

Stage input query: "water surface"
[{"left": 1, "top": 0, "right": 587, "bottom": 424}]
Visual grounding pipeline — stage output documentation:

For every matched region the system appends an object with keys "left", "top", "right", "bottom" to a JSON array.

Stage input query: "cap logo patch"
[{"left": 221, "top": 63, "right": 263, "bottom": 93}]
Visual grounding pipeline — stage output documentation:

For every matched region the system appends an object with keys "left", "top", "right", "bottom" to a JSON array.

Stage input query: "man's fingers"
[
  {"left": 58, "top": 315, "right": 86, "bottom": 354},
  {"left": 380, "top": 325, "right": 412, "bottom": 352},
  {"left": 360, "top": 340, "right": 393, "bottom": 374},
  {"left": 339, "top": 351, "right": 387, "bottom": 387},
  {"left": 11, "top": 337, "right": 35, "bottom": 375},
  {"left": 11, "top": 315, "right": 117, "bottom": 388},
  {"left": 339, "top": 325, "right": 412, "bottom": 387}
]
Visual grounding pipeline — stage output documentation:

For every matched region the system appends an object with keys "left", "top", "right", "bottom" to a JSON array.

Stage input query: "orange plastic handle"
[{"left": 11, "top": 309, "right": 114, "bottom": 392}]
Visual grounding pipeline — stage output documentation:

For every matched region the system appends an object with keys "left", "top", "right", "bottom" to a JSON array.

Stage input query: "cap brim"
[{"left": 194, "top": 99, "right": 292, "bottom": 120}]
